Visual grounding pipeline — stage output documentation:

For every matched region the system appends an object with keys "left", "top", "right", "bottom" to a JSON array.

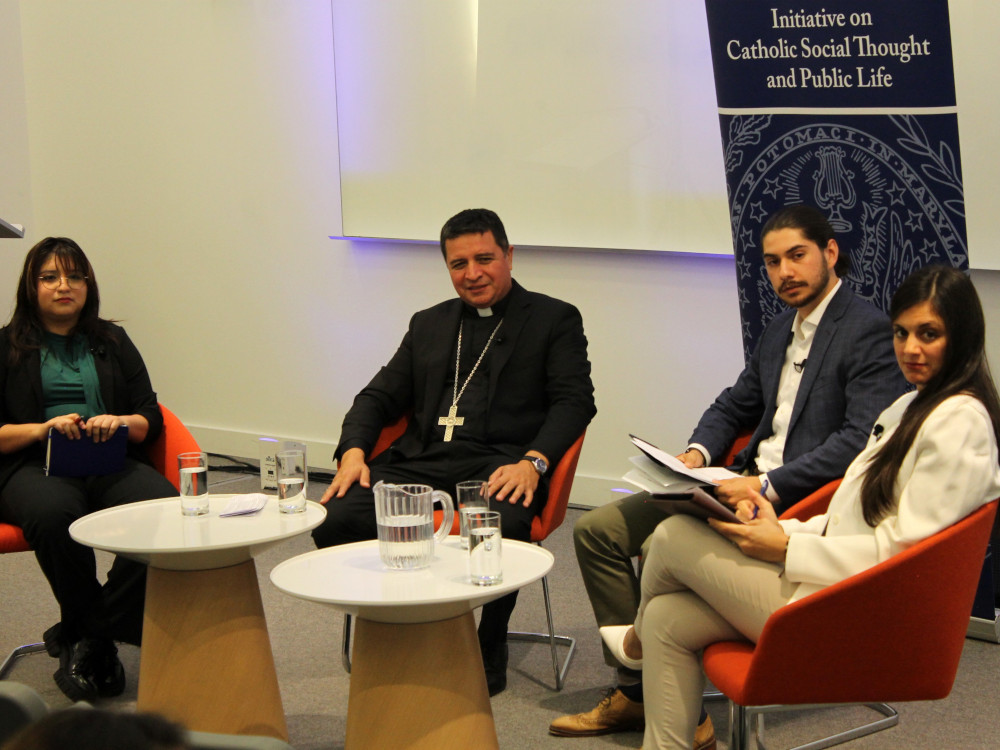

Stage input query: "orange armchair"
[
  {"left": 146, "top": 403, "right": 202, "bottom": 492},
  {"left": 702, "top": 497, "right": 999, "bottom": 749},
  {"left": 507, "top": 431, "right": 586, "bottom": 690},
  {"left": 341, "top": 414, "right": 586, "bottom": 689},
  {"left": 0, "top": 403, "right": 199, "bottom": 680},
  {"left": 718, "top": 430, "right": 752, "bottom": 469}
]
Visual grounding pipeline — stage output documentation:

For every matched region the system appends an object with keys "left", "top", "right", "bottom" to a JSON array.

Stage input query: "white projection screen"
[
  {"left": 330, "top": 0, "right": 732, "bottom": 253},
  {"left": 330, "top": 1, "right": 999, "bottom": 268}
]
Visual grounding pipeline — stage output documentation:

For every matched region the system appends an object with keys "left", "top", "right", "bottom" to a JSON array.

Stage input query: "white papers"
[
  {"left": 219, "top": 493, "right": 269, "bottom": 517},
  {"left": 625, "top": 435, "right": 740, "bottom": 492}
]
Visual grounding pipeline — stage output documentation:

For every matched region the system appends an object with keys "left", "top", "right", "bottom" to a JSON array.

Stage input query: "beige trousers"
[{"left": 634, "top": 515, "right": 798, "bottom": 750}]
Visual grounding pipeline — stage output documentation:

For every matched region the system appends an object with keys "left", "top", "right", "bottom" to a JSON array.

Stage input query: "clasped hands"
[
  {"left": 708, "top": 494, "right": 789, "bottom": 563},
  {"left": 45, "top": 413, "right": 125, "bottom": 443}
]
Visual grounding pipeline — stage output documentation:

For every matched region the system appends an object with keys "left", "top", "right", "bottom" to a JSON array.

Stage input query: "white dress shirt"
[
  {"left": 690, "top": 281, "right": 842, "bottom": 501},
  {"left": 755, "top": 280, "right": 842, "bottom": 482}
]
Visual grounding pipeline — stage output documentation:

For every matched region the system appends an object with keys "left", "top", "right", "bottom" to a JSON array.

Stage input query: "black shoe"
[
  {"left": 43, "top": 623, "right": 63, "bottom": 658},
  {"left": 481, "top": 640, "right": 508, "bottom": 697},
  {"left": 53, "top": 638, "right": 126, "bottom": 702}
]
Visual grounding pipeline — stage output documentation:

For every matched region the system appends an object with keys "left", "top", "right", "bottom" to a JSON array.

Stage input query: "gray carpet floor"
[{"left": 2, "top": 462, "right": 999, "bottom": 748}]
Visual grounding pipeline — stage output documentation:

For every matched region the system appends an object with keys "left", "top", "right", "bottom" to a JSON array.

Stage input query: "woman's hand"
[
  {"left": 708, "top": 493, "right": 789, "bottom": 563},
  {"left": 44, "top": 413, "right": 86, "bottom": 441},
  {"left": 83, "top": 414, "right": 126, "bottom": 443},
  {"left": 1, "top": 412, "right": 143, "bottom": 454}
]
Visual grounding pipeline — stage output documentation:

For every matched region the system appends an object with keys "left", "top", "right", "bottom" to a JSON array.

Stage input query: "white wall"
[
  {"left": 4, "top": 1, "right": 999, "bottom": 507},
  {"left": 0, "top": 0, "right": 32, "bottom": 264}
]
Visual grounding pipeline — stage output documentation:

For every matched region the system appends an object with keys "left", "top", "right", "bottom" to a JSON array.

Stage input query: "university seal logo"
[{"left": 723, "top": 113, "right": 966, "bottom": 358}]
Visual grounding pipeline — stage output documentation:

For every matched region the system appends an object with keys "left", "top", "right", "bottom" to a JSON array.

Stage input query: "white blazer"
[{"left": 781, "top": 392, "right": 1000, "bottom": 603}]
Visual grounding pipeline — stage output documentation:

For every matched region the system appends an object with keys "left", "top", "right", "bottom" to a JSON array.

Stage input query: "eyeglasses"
[{"left": 38, "top": 273, "right": 88, "bottom": 290}]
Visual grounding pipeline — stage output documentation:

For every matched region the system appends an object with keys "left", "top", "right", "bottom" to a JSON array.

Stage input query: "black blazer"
[
  {"left": 337, "top": 281, "right": 596, "bottom": 467},
  {"left": 0, "top": 323, "right": 163, "bottom": 491}
]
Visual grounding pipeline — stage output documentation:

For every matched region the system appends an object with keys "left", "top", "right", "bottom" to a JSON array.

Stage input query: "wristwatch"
[{"left": 521, "top": 455, "right": 549, "bottom": 475}]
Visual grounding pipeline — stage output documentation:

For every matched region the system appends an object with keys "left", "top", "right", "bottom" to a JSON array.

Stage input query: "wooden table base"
[
  {"left": 346, "top": 611, "right": 498, "bottom": 749},
  {"left": 137, "top": 560, "right": 288, "bottom": 740}
]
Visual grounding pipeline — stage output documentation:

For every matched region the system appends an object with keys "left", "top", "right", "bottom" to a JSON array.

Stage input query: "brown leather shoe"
[
  {"left": 548, "top": 688, "right": 644, "bottom": 736},
  {"left": 694, "top": 714, "right": 716, "bottom": 750}
]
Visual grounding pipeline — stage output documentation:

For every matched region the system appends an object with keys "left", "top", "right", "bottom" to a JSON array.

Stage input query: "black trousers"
[
  {"left": 313, "top": 442, "right": 547, "bottom": 646},
  {"left": 0, "top": 458, "right": 177, "bottom": 645}
]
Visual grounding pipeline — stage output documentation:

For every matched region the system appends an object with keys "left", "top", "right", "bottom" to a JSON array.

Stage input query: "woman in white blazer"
[{"left": 602, "top": 265, "right": 1000, "bottom": 750}]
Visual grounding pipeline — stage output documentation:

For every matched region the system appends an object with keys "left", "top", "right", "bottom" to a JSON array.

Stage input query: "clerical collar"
[{"left": 463, "top": 292, "right": 511, "bottom": 319}]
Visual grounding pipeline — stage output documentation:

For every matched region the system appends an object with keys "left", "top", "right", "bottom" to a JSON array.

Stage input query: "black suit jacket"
[
  {"left": 0, "top": 324, "right": 163, "bottom": 492},
  {"left": 337, "top": 281, "right": 596, "bottom": 467}
]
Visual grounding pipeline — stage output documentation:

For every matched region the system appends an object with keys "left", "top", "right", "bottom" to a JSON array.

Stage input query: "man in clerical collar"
[
  {"left": 314, "top": 208, "right": 597, "bottom": 696},
  {"left": 550, "top": 205, "right": 907, "bottom": 743}
]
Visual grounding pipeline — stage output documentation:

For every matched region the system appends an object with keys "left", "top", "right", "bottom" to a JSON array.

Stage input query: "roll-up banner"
[
  {"left": 703, "top": 1, "right": 994, "bottom": 630},
  {"left": 703, "top": 1, "right": 966, "bottom": 357}
]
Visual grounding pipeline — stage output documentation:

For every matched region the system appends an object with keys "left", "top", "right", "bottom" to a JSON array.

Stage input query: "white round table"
[
  {"left": 70, "top": 495, "right": 326, "bottom": 740},
  {"left": 270, "top": 537, "right": 553, "bottom": 750}
]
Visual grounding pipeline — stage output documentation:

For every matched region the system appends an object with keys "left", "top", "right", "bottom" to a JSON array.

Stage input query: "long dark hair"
[
  {"left": 859, "top": 265, "right": 1000, "bottom": 526},
  {"left": 5, "top": 237, "right": 116, "bottom": 365}
]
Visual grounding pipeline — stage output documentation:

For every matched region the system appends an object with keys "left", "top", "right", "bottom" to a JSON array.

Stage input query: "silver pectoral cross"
[{"left": 438, "top": 404, "right": 465, "bottom": 442}]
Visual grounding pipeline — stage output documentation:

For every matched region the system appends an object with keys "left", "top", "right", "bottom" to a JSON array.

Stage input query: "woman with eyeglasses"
[
  {"left": 600, "top": 265, "right": 1000, "bottom": 750},
  {"left": 0, "top": 237, "right": 175, "bottom": 702}
]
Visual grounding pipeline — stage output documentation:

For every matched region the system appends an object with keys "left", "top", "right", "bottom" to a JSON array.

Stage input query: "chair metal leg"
[
  {"left": 507, "top": 573, "right": 576, "bottom": 691},
  {"left": 0, "top": 643, "right": 47, "bottom": 681},
  {"left": 342, "top": 613, "right": 353, "bottom": 674},
  {"left": 726, "top": 700, "right": 898, "bottom": 750},
  {"left": 728, "top": 701, "right": 754, "bottom": 750}
]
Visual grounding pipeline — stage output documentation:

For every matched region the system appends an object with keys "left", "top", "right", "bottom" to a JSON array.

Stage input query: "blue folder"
[{"left": 45, "top": 425, "right": 129, "bottom": 477}]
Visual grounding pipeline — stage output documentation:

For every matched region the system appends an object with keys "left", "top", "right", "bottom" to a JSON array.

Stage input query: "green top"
[{"left": 40, "top": 332, "right": 106, "bottom": 421}]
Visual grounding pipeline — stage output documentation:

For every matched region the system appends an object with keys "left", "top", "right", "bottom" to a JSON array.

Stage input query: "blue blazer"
[{"left": 689, "top": 283, "right": 908, "bottom": 506}]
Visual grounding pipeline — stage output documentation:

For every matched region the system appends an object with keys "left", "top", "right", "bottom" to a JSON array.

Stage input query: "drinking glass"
[
  {"left": 456, "top": 479, "right": 489, "bottom": 549},
  {"left": 276, "top": 450, "right": 307, "bottom": 514},
  {"left": 178, "top": 452, "right": 210, "bottom": 516},
  {"left": 467, "top": 509, "right": 502, "bottom": 585}
]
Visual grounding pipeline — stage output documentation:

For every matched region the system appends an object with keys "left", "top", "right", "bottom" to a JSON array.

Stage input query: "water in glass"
[
  {"left": 469, "top": 526, "right": 502, "bottom": 585},
  {"left": 278, "top": 476, "right": 306, "bottom": 513},
  {"left": 377, "top": 513, "right": 434, "bottom": 569}
]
